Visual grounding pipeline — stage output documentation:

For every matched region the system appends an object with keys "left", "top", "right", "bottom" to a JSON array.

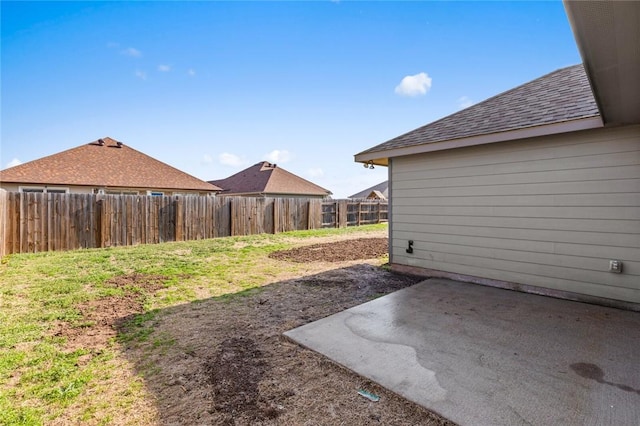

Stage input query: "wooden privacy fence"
[{"left": 0, "top": 191, "right": 388, "bottom": 256}]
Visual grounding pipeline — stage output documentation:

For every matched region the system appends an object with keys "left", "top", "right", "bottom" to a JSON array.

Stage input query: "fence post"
[
  {"left": 272, "top": 198, "right": 278, "bottom": 233},
  {"left": 175, "top": 196, "right": 183, "bottom": 241},
  {"left": 307, "top": 199, "right": 320, "bottom": 230},
  {"left": 101, "top": 196, "right": 110, "bottom": 248},
  {"left": 338, "top": 200, "right": 348, "bottom": 228},
  {"left": 230, "top": 197, "right": 237, "bottom": 236},
  {"left": 19, "top": 193, "right": 27, "bottom": 253},
  {"left": 0, "top": 190, "right": 6, "bottom": 257},
  {"left": 95, "top": 197, "right": 103, "bottom": 248}
]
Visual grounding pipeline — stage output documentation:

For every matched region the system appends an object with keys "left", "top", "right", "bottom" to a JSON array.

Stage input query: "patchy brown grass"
[
  {"left": 6, "top": 229, "right": 454, "bottom": 425},
  {"left": 50, "top": 274, "right": 167, "bottom": 353}
]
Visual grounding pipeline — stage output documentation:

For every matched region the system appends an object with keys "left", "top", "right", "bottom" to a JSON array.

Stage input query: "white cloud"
[
  {"left": 187, "top": 69, "right": 196, "bottom": 76},
  {"left": 134, "top": 70, "right": 147, "bottom": 80},
  {"left": 219, "top": 152, "right": 247, "bottom": 167},
  {"left": 458, "top": 96, "right": 474, "bottom": 109},
  {"left": 4, "top": 158, "right": 22, "bottom": 169},
  {"left": 307, "top": 167, "right": 324, "bottom": 178},
  {"left": 202, "top": 154, "right": 213, "bottom": 164},
  {"left": 158, "top": 64, "right": 171, "bottom": 72},
  {"left": 394, "top": 72, "right": 432, "bottom": 97},
  {"left": 264, "top": 149, "right": 292, "bottom": 164},
  {"left": 121, "top": 47, "right": 141, "bottom": 57}
]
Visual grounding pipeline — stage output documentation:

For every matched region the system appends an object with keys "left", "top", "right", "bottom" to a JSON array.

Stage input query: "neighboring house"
[
  {"left": 209, "top": 161, "right": 332, "bottom": 198},
  {"left": 354, "top": 2, "right": 639, "bottom": 307},
  {"left": 0, "top": 137, "right": 221, "bottom": 196},
  {"left": 349, "top": 181, "right": 389, "bottom": 200}
]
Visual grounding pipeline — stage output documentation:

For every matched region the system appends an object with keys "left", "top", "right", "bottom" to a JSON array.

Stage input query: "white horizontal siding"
[
  {"left": 392, "top": 230, "right": 640, "bottom": 263},
  {"left": 394, "top": 180, "right": 640, "bottom": 198},
  {"left": 390, "top": 125, "right": 640, "bottom": 303},
  {"left": 392, "top": 224, "right": 639, "bottom": 249},
  {"left": 392, "top": 214, "right": 638, "bottom": 234},
  {"left": 393, "top": 205, "right": 640, "bottom": 220},
  {"left": 395, "top": 193, "right": 640, "bottom": 207},
  {"left": 394, "top": 132, "right": 639, "bottom": 173},
  {"left": 391, "top": 246, "right": 636, "bottom": 290},
  {"left": 395, "top": 165, "right": 640, "bottom": 189},
  {"left": 391, "top": 239, "right": 640, "bottom": 275},
  {"left": 392, "top": 254, "right": 639, "bottom": 303}
]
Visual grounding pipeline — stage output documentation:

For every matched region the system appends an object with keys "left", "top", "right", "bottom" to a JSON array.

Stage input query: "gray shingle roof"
[
  {"left": 357, "top": 64, "right": 600, "bottom": 157},
  {"left": 349, "top": 181, "right": 389, "bottom": 199}
]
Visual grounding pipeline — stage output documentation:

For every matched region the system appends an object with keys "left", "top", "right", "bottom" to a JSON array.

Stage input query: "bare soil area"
[
  {"left": 58, "top": 237, "right": 454, "bottom": 425},
  {"left": 269, "top": 237, "right": 389, "bottom": 262},
  {"left": 52, "top": 273, "right": 168, "bottom": 353}
]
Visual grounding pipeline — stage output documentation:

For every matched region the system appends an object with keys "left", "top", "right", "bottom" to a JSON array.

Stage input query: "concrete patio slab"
[{"left": 284, "top": 278, "right": 640, "bottom": 425}]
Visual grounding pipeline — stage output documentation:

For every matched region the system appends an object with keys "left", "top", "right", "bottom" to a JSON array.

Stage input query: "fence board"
[
  {"left": 216, "top": 197, "right": 231, "bottom": 237},
  {"left": 67, "top": 194, "right": 74, "bottom": 250},
  {"left": 0, "top": 190, "right": 6, "bottom": 257},
  {"left": 14, "top": 192, "right": 21, "bottom": 254},
  {"left": 19, "top": 193, "right": 28, "bottom": 253},
  {"left": 51, "top": 194, "right": 58, "bottom": 250},
  {"left": 338, "top": 200, "right": 348, "bottom": 229},
  {"left": 102, "top": 197, "right": 111, "bottom": 247},
  {"left": 73, "top": 194, "right": 81, "bottom": 249},
  {"left": 5, "top": 193, "right": 13, "bottom": 254}
]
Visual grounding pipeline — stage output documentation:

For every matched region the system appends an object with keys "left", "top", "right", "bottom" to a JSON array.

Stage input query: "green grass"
[{"left": 0, "top": 224, "right": 387, "bottom": 425}]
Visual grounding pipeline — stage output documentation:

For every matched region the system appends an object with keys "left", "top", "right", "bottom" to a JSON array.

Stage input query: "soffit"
[{"left": 565, "top": 1, "right": 640, "bottom": 125}]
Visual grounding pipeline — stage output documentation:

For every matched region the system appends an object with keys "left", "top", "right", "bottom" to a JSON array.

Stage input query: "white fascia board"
[{"left": 354, "top": 116, "right": 604, "bottom": 165}]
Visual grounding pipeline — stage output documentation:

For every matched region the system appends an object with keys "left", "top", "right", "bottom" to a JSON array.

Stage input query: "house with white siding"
[{"left": 354, "top": 1, "right": 639, "bottom": 309}]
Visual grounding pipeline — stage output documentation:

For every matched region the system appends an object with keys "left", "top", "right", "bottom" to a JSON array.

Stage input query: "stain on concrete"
[{"left": 570, "top": 363, "right": 640, "bottom": 395}]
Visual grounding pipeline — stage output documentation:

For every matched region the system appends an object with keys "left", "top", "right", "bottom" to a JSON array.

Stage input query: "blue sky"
[{"left": 1, "top": 1, "right": 581, "bottom": 198}]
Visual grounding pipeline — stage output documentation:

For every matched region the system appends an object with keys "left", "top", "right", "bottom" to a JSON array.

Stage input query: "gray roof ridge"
[{"left": 349, "top": 180, "right": 388, "bottom": 198}]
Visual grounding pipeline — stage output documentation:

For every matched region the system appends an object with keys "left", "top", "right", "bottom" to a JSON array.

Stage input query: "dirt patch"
[
  {"left": 105, "top": 273, "right": 168, "bottom": 293},
  {"left": 269, "top": 237, "right": 388, "bottom": 262},
  {"left": 120, "top": 261, "right": 453, "bottom": 425},
  {"left": 206, "top": 336, "right": 278, "bottom": 423},
  {"left": 51, "top": 273, "right": 167, "bottom": 352}
]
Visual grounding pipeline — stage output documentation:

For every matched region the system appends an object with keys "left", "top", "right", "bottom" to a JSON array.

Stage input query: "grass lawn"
[{"left": 0, "top": 224, "right": 389, "bottom": 425}]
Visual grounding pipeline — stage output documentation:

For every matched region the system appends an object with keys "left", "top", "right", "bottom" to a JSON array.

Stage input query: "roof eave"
[
  {"left": 0, "top": 180, "right": 220, "bottom": 193},
  {"left": 354, "top": 116, "right": 603, "bottom": 166},
  {"left": 265, "top": 191, "right": 332, "bottom": 197},
  {"left": 564, "top": 1, "right": 640, "bottom": 126},
  {"left": 218, "top": 191, "right": 330, "bottom": 197}
]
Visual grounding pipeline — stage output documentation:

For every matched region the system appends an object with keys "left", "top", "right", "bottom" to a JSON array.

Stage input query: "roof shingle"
[
  {"left": 0, "top": 137, "right": 220, "bottom": 192},
  {"left": 349, "top": 181, "right": 389, "bottom": 199},
  {"left": 210, "top": 162, "right": 331, "bottom": 197},
  {"left": 357, "top": 64, "right": 600, "bottom": 157}
]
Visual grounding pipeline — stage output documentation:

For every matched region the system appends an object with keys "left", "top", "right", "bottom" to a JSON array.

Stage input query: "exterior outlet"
[
  {"left": 609, "top": 260, "right": 623, "bottom": 273},
  {"left": 406, "top": 240, "right": 414, "bottom": 254}
]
